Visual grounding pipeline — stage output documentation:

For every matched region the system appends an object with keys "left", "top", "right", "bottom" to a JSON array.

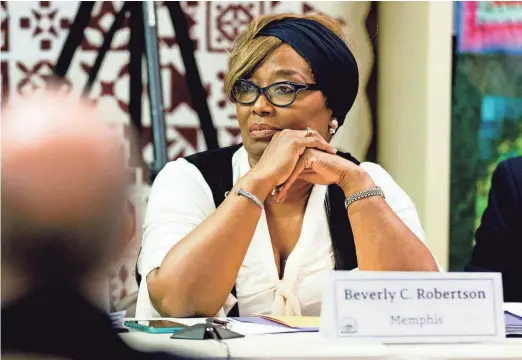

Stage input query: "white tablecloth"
[{"left": 120, "top": 320, "right": 522, "bottom": 360}]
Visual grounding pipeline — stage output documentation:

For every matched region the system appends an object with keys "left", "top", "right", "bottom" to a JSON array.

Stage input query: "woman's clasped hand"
[{"left": 251, "top": 128, "right": 371, "bottom": 202}]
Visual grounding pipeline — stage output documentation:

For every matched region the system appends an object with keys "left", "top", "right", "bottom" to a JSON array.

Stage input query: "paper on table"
[
  {"left": 504, "top": 303, "right": 522, "bottom": 317},
  {"left": 504, "top": 303, "right": 522, "bottom": 336},
  {"left": 110, "top": 310, "right": 127, "bottom": 329},
  {"left": 226, "top": 318, "right": 306, "bottom": 335},
  {"left": 256, "top": 315, "right": 320, "bottom": 329},
  {"left": 230, "top": 316, "right": 318, "bottom": 332}
]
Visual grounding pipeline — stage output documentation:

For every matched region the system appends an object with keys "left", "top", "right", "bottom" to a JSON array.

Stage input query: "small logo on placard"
[{"left": 339, "top": 317, "right": 358, "bottom": 334}]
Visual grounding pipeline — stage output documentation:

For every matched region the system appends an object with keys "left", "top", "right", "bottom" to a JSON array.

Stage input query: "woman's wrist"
[
  {"left": 337, "top": 167, "right": 376, "bottom": 198},
  {"left": 237, "top": 170, "right": 275, "bottom": 202}
]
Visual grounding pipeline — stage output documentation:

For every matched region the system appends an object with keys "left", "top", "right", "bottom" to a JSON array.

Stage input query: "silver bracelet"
[
  {"left": 344, "top": 186, "right": 385, "bottom": 209},
  {"left": 225, "top": 188, "right": 264, "bottom": 209}
]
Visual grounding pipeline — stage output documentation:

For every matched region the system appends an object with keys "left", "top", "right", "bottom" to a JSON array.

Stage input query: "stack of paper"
[
  {"left": 504, "top": 303, "right": 522, "bottom": 336},
  {"left": 228, "top": 316, "right": 320, "bottom": 333},
  {"left": 110, "top": 310, "right": 127, "bottom": 330},
  {"left": 256, "top": 315, "right": 320, "bottom": 331},
  {"left": 225, "top": 319, "right": 309, "bottom": 335}
]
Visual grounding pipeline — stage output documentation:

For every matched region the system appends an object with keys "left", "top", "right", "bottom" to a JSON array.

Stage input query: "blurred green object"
[{"left": 449, "top": 54, "right": 522, "bottom": 271}]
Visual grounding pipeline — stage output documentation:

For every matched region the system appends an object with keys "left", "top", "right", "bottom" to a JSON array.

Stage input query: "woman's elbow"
[
  {"left": 147, "top": 270, "right": 219, "bottom": 317},
  {"left": 147, "top": 270, "right": 191, "bottom": 317}
]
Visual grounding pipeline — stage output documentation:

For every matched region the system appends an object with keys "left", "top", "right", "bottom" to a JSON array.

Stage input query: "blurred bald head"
[{"left": 2, "top": 91, "right": 130, "bottom": 288}]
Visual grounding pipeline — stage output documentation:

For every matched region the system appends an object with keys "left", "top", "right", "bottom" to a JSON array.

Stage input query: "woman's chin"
[{"left": 244, "top": 140, "right": 269, "bottom": 160}]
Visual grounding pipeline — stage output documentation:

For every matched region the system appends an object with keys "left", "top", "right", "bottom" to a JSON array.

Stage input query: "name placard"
[{"left": 320, "top": 272, "right": 505, "bottom": 343}]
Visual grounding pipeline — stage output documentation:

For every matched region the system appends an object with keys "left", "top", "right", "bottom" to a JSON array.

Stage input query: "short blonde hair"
[{"left": 224, "top": 13, "right": 346, "bottom": 101}]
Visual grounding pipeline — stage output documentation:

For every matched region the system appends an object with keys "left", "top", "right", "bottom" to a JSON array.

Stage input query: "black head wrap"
[{"left": 255, "top": 18, "right": 359, "bottom": 127}]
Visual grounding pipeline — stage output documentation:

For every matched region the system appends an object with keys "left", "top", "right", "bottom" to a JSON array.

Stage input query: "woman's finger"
[
  {"left": 276, "top": 152, "right": 316, "bottom": 202},
  {"left": 303, "top": 136, "right": 336, "bottom": 155},
  {"left": 284, "top": 128, "right": 336, "bottom": 155}
]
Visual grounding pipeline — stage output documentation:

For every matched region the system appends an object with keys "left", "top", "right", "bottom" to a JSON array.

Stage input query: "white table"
[{"left": 120, "top": 320, "right": 522, "bottom": 360}]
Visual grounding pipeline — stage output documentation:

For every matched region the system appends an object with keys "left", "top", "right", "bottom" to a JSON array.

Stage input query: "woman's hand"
[
  {"left": 250, "top": 129, "right": 337, "bottom": 190},
  {"left": 275, "top": 148, "right": 376, "bottom": 202}
]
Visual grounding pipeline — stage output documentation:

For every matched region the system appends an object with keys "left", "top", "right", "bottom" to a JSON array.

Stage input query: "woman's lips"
[
  {"left": 249, "top": 123, "right": 280, "bottom": 140},
  {"left": 249, "top": 129, "right": 279, "bottom": 139}
]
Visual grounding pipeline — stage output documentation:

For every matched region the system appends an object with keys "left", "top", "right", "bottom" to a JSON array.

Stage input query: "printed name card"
[{"left": 320, "top": 272, "right": 505, "bottom": 343}]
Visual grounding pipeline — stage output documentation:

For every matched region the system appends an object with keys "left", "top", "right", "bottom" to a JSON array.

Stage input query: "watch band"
[{"left": 344, "top": 186, "right": 385, "bottom": 209}]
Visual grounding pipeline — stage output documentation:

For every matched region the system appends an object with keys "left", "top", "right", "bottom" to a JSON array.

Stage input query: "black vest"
[{"left": 181, "top": 144, "right": 359, "bottom": 317}]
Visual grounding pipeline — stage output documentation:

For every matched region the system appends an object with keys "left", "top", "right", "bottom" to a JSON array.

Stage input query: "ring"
[{"left": 305, "top": 127, "right": 313, "bottom": 137}]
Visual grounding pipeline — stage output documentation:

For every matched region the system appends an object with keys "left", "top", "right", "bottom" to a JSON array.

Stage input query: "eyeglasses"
[{"left": 232, "top": 79, "right": 320, "bottom": 107}]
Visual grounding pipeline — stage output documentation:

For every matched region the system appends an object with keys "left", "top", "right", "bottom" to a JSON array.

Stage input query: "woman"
[{"left": 136, "top": 13, "right": 439, "bottom": 318}]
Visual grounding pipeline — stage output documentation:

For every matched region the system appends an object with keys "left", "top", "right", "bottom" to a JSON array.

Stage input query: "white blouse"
[{"left": 135, "top": 146, "right": 430, "bottom": 318}]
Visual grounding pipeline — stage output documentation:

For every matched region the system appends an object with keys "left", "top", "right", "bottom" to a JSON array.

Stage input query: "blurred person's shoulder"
[{"left": 495, "top": 156, "right": 522, "bottom": 181}]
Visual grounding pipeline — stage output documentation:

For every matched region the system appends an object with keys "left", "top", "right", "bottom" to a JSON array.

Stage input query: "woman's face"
[{"left": 235, "top": 44, "right": 333, "bottom": 162}]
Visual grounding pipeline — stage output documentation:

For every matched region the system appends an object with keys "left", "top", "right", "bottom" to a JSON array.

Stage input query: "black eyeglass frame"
[{"left": 231, "top": 79, "right": 321, "bottom": 107}]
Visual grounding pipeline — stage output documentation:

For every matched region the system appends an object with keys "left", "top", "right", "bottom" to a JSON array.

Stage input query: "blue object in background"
[{"left": 479, "top": 95, "right": 522, "bottom": 159}]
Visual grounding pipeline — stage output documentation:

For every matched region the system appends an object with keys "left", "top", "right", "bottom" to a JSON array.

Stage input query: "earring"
[{"left": 329, "top": 118, "right": 338, "bottom": 134}]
